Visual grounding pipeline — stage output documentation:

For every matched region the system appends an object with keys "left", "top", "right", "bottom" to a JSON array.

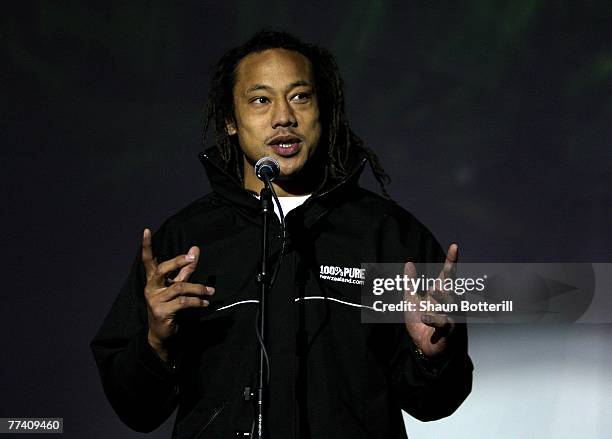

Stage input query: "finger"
[
  {"left": 170, "top": 246, "right": 200, "bottom": 283},
  {"left": 403, "top": 261, "right": 417, "bottom": 295},
  {"left": 157, "top": 282, "right": 215, "bottom": 302},
  {"left": 420, "top": 313, "right": 450, "bottom": 328},
  {"left": 142, "top": 228, "right": 158, "bottom": 278},
  {"left": 438, "top": 243, "right": 459, "bottom": 280},
  {"left": 403, "top": 261, "right": 417, "bottom": 277},
  {"left": 153, "top": 251, "right": 198, "bottom": 284},
  {"left": 429, "top": 289, "right": 457, "bottom": 306},
  {"left": 165, "top": 295, "right": 210, "bottom": 314}
]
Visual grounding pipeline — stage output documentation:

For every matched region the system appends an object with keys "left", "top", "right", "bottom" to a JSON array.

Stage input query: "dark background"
[{"left": 1, "top": 1, "right": 611, "bottom": 438}]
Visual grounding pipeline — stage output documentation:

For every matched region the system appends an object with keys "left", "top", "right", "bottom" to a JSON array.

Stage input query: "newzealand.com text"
[{"left": 319, "top": 265, "right": 366, "bottom": 285}]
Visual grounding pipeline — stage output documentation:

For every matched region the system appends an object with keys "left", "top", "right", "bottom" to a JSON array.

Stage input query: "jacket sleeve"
[
  {"left": 378, "top": 204, "right": 473, "bottom": 421},
  {"left": 388, "top": 322, "right": 473, "bottom": 421},
  {"left": 90, "top": 239, "right": 179, "bottom": 432}
]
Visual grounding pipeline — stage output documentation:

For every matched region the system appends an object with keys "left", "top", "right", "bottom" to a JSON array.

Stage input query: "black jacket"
[{"left": 91, "top": 148, "right": 473, "bottom": 439}]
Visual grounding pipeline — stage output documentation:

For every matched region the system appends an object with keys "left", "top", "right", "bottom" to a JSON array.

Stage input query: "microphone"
[{"left": 255, "top": 157, "right": 280, "bottom": 181}]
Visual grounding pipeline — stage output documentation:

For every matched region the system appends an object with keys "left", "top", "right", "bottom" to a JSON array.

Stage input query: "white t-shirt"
[
  {"left": 253, "top": 193, "right": 311, "bottom": 220},
  {"left": 273, "top": 194, "right": 311, "bottom": 220}
]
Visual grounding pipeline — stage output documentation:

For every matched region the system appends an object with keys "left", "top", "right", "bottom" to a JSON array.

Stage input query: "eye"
[
  {"left": 251, "top": 96, "right": 270, "bottom": 105},
  {"left": 290, "top": 92, "right": 311, "bottom": 103}
]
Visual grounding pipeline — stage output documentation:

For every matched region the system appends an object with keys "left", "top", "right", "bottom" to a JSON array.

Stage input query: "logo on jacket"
[{"left": 319, "top": 265, "right": 365, "bottom": 285}]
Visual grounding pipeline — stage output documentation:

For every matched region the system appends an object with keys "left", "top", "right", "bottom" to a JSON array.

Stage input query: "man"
[{"left": 91, "top": 30, "right": 473, "bottom": 438}]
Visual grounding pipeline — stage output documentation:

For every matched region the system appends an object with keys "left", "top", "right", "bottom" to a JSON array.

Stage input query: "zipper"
[{"left": 194, "top": 399, "right": 228, "bottom": 439}]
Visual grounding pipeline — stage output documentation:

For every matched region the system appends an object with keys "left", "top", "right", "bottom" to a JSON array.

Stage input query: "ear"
[{"left": 225, "top": 118, "right": 237, "bottom": 136}]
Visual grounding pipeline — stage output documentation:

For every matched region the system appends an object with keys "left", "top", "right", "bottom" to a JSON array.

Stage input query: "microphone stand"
[
  {"left": 254, "top": 180, "right": 273, "bottom": 439},
  {"left": 246, "top": 158, "right": 283, "bottom": 439}
]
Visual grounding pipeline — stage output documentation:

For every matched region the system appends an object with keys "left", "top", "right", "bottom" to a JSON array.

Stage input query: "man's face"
[{"left": 229, "top": 48, "right": 322, "bottom": 187}]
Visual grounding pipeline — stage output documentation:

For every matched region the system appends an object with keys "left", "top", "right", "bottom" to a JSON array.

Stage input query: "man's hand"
[
  {"left": 142, "top": 228, "right": 215, "bottom": 362},
  {"left": 404, "top": 244, "right": 458, "bottom": 358}
]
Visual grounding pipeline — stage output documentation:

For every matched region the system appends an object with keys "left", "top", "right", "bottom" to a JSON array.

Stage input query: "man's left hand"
[{"left": 404, "top": 244, "right": 458, "bottom": 358}]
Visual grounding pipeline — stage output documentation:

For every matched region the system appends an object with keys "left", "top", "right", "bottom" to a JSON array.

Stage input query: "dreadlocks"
[{"left": 202, "top": 30, "right": 391, "bottom": 196}]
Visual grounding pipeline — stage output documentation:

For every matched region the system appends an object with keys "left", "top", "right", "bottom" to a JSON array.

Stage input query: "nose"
[{"left": 271, "top": 99, "right": 297, "bottom": 128}]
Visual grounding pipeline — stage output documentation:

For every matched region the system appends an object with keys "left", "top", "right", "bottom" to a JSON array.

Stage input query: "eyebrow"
[{"left": 245, "top": 80, "right": 312, "bottom": 94}]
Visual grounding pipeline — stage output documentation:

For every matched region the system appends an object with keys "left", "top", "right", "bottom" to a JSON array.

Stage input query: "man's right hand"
[{"left": 142, "top": 228, "right": 215, "bottom": 362}]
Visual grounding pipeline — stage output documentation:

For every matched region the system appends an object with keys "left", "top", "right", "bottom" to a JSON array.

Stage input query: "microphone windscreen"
[{"left": 255, "top": 157, "right": 280, "bottom": 181}]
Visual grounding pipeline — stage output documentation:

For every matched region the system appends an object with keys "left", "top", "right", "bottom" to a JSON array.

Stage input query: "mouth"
[{"left": 268, "top": 134, "right": 302, "bottom": 157}]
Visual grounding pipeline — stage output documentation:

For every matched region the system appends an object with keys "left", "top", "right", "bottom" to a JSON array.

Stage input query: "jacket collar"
[
  {"left": 198, "top": 147, "right": 258, "bottom": 212},
  {"left": 198, "top": 146, "right": 367, "bottom": 222}
]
